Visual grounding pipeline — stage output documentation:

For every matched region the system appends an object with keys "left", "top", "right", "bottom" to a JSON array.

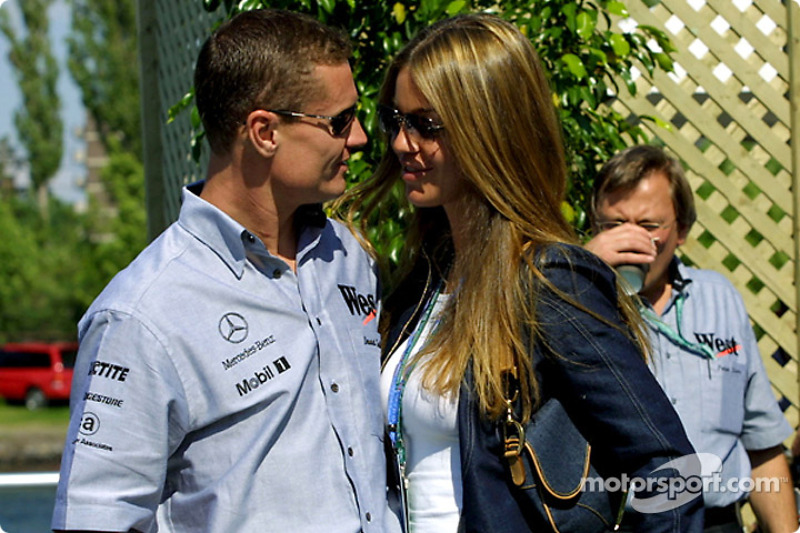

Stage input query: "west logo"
[
  {"left": 694, "top": 333, "right": 740, "bottom": 356},
  {"left": 235, "top": 356, "right": 292, "bottom": 397},
  {"left": 338, "top": 285, "right": 376, "bottom": 317}
]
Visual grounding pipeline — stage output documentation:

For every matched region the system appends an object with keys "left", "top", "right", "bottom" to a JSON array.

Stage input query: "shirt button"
[
  {"left": 348, "top": 447, "right": 354, "bottom": 457},
  {"left": 671, "top": 398, "right": 677, "bottom": 405},
  {"left": 272, "top": 268, "right": 282, "bottom": 278},
  {"left": 246, "top": 233, "right": 255, "bottom": 243},
  {"left": 365, "top": 512, "right": 372, "bottom": 522},
  {"left": 331, "top": 383, "right": 339, "bottom": 393}
]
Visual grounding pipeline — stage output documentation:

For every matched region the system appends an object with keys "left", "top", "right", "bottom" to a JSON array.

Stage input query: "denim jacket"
[{"left": 383, "top": 244, "right": 704, "bottom": 532}]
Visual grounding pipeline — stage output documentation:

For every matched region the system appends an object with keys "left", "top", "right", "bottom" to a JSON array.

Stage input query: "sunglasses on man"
[{"left": 262, "top": 105, "right": 358, "bottom": 137}]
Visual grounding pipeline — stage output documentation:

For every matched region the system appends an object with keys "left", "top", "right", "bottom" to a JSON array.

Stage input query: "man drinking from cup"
[{"left": 585, "top": 144, "right": 796, "bottom": 533}]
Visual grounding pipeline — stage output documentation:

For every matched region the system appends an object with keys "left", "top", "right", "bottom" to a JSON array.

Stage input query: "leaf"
[
  {"left": 651, "top": 116, "right": 673, "bottom": 131},
  {"left": 238, "top": 0, "right": 262, "bottom": 10},
  {"left": 562, "top": 2, "right": 577, "bottom": 33},
  {"left": 619, "top": 69, "right": 637, "bottom": 96},
  {"left": 654, "top": 52, "right": 674, "bottom": 72},
  {"left": 190, "top": 106, "right": 202, "bottom": 130},
  {"left": 561, "top": 54, "right": 587, "bottom": 79},
  {"left": 167, "top": 91, "right": 194, "bottom": 124},
  {"left": 580, "top": 86, "right": 598, "bottom": 108},
  {"left": 392, "top": 2, "right": 406, "bottom": 24},
  {"left": 191, "top": 130, "right": 206, "bottom": 161},
  {"left": 576, "top": 11, "right": 596, "bottom": 40},
  {"left": 606, "top": 1, "right": 629, "bottom": 17},
  {"left": 588, "top": 47, "right": 608, "bottom": 66},
  {"left": 318, "top": 0, "right": 335, "bottom": 15},
  {"left": 446, "top": 0, "right": 466, "bottom": 15},
  {"left": 609, "top": 34, "right": 630, "bottom": 58},
  {"left": 561, "top": 201, "right": 575, "bottom": 223}
]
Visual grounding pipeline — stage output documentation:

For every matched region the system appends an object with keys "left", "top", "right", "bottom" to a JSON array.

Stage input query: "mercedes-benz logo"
[{"left": 219, "top": 312, "right": 249, "bottom": 344}]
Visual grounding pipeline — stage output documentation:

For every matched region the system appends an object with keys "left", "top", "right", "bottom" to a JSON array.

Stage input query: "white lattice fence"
[{"left": 606, "top": 0, "right": 799, "bottom": 437}]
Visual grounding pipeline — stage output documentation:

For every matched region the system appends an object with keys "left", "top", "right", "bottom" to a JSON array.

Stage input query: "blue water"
[{"left": 0, "top": 485, "right": 56, "bottom": 533}]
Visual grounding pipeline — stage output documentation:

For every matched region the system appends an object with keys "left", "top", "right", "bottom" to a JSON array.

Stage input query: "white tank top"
[{"left": 380, "top": 295, "right": 462, "bottom": 533}]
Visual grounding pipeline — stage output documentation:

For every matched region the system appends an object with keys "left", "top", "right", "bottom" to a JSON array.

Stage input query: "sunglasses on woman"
[
  {"left": 378, "top": 105, "right": 445, "bottom": 140},
  {"left": 265, "top": 105, "right": 357, "bottom": 137}
]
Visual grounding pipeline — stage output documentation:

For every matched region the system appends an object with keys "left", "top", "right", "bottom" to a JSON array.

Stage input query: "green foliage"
[
  {"left": 0, "top": 0, "right": 146, "bottom": 343},
  {"left": 518, "top": 1, "right": 675, "bottom": 232},
  {"left": 67, "top": 0, "right": 147, "bottom": 305},
  {"left": 68, "top": 0, "right": 142, "bottom": 158},
  {"left": 186, "top": 0, "right": 675, "bottom": 259},
  {"left": 68, "top": 0, "right": 147, "bottom": 270},
  {"left": 0, "top": 0, "right": 63, "bottom": 203},
  {"left": 83, "top": 139, "right": 148, "bottom": 290},
  {"left": 0, "top": 193, "right": 92, "bottom": 343},
  {"left": 0, "top": 155, "right": 142, "bottom": 342}
]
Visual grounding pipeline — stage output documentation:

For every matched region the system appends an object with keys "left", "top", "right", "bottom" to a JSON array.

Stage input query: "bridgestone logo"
[
  {"left": 84, "top": 392, "right": 124, "bottom": 408},
  {"left": 236, "top": 356, "right": 292, "bottom": 396}
]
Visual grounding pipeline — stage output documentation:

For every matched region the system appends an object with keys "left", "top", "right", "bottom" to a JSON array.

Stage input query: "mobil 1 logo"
[{"left": 235, "top": 356, "right": 292, "bottom": 397}]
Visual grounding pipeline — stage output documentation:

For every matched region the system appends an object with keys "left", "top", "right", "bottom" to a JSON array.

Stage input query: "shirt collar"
[
  {"left": 177, "top": 182, "right": 330, "bottom": 278},
  {"left": 654, "top": 256, "right": 693, "bottom": 315},
  {"left": 177, "top": 182, "right": 256, "bottom": 279},
  {"left": 670, "top": 256, "right": 693, "bottom": 293}
]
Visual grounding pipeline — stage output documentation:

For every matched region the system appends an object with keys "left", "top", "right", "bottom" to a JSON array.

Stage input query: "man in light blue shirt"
[
  {"left": 586, "top": 145, "right": 795, "bottom": 532},
  {"left": 53, "top": 9, "right": 398, "bottom": 533}
]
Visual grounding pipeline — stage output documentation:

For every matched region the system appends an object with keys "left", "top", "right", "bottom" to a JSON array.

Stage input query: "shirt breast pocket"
[{"left": 700, "top": 356, "right": 747, "bottom": 435}]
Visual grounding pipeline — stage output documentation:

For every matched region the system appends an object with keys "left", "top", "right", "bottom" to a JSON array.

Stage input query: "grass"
[
  {"left": 0, "top": 399, "right": 70, "bottom": 432},
  {"left": 0, "top": 399, "right": 70, "bottom": 473}
]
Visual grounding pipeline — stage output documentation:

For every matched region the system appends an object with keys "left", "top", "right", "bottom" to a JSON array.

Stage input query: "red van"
[{"left": 0, "top": 342, "right": 78, "bottom": 409}]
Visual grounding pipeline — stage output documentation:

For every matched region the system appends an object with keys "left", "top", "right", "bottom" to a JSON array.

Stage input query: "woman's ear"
[{"left": 244, "top": 110, "right": 279, "bottom": 158}]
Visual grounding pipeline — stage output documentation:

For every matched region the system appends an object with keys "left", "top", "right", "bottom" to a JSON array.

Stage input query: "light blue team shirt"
[
  {"left": 53, "top": 185, "right": 397, "bottom": 533},
  {"left": 645, "top": 258, "right": 792, "bottom": 508}
]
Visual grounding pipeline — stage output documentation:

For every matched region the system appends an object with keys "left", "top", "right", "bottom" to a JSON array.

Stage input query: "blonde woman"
[{"left": 344, "top": 13, "right": 703, "bottom": 533}]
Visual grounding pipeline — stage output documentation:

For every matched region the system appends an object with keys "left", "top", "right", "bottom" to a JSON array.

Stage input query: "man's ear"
[{"left": 244, "top": 110, "right": 279, "bottom": 157}]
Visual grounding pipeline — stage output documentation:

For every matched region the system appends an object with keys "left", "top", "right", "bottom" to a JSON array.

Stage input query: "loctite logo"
[{"left": 89, "top": 361, "right": 130, "bottom": 382}]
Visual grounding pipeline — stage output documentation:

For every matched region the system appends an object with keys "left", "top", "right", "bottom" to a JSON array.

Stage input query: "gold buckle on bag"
[{"left": 503, "top": 394, "right": 528, "bottom": 487}]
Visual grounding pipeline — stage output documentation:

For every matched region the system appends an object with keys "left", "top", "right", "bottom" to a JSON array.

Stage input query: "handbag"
[{"left": 501, "top": 369, "right": 625, "bottom": 533}]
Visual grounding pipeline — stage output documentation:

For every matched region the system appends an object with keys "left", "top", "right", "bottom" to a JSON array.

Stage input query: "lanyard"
[
  {"left": 387, "top": 285, "right": 442, "bottom": 466},
  {"left": 639, "top": 292, "right": 716, "bottom": 360}
]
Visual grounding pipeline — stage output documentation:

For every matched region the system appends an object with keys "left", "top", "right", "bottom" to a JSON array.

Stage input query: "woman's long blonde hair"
[{"left": 341, "top": 13, "right": 647, "bottom": 421}]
